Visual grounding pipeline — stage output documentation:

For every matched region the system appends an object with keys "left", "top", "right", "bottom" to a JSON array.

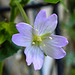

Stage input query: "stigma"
[
  {"left": 32, "top": 35, "right": 42, "bottom": 45},
  {"left": 36, "top": 36, "right": 42, "bottom": 41}
]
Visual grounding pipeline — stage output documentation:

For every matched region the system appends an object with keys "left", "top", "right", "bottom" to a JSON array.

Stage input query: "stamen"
[
  {"left": 49, "top": 37, "right": 52, "bottom": 40},
  {"left": 36, "top": 29, "right": 38, "bottom": 31},
  {"left": 32, "top": 42, "right": 35, "bottom": 45},
  {"left": 43, "top": 44, "right": 46, "bottom": 47}
]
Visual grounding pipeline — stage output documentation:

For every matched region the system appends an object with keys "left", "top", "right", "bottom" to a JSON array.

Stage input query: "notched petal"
[
  {"left": 39, "top": 13, "right": 58, "bottom": 35},
  {"left": 34, "top": 10, "right": 46, "bottom": 35},
  {"left": 24, "top": 45, "right": 44, "bottom": 70},
  {"left": 16, "top": 22, "right": 33, "bottom": 37}
]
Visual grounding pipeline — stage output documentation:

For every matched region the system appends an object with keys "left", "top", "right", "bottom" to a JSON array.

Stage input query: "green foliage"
[
  {"left": 9, "top": 0, "right": 30, "bottom": 7},
  {"left": 3, "top": 22, "right": 18, "bottom": 39},
  {"left": 68, "top": 0, "right": 75, "bottom": 13},
  {"left": 43, "top": 0, "right": 68, "bottom": 12},
  {"left": 66, "top": 52, "right": 75, "bottom": 66},
  {"left": 0, "top": 23, "right": 7, "bottom": 44},
  {"left": 0, "top": 0, "right": 30, "bottom": 64},
  {"left": 43, "top": 0, "right": 59, "bottom": 3},
  {"left": 0, "top": 22, "right": 18, "bottom": 44},
  {"left": 20, "top": 0, "right": 30, "bottom": 6},
  {"left": 0, "top": 61, "right": 3, "bottom": 75},
  {"left": 66, "top": 11, "right": 75, "bottom": 28},
  {"left": 9, "top": 0, "right": 21, "bottom": 7},
  {"left": 0, "top": 29, "right": 8, "bottom": 45},
  {"left": 71, "top": 68, "right": 75, "bottom": 75},
  {"left": 0, "top": 22, "right": 21, "bottom": 61},
  {"left": 0, "top": 41, "right": 21, "bottom": 62},
  {"left": 66, "top": 11, "right": 75, "bottom": 41}
]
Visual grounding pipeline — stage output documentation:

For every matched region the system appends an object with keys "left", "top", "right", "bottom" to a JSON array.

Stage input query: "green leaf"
[
  {"left": 0, "top": 23, "right": 4, "bottom": 30},
  {"left": 66, "top": 11, "right": 75, "bottom": 42},
  {"left": 43, "top": 0, "right": 59, "bottom": 3},
  {"left": 0, "top": 22, "right": 18, "bottom": 44},
  {"left": 0, "top": 23, "right": 8, "bottom": 44},
  {"left": 4, "top": 22, "right": 18, "bottom": 40},
  {"left": 0, "top": 22, "right": 21, "bottom": 62},
  {"left": 20, "top": 0, "right": 30, "bottom": 6},
  {"left": 0, "top": 29, "right": 8, "bottom": 45},
  {"left": 43, "top": 0, "right": 69, "bottom": 12},
  {"left": 0, "top": 41, "right": 21, "bottom": 62}
]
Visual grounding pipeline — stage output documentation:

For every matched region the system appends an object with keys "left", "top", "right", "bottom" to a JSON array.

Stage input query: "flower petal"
[
  {"left": 34, "top": 10, "right": 46, "bottom": 35},
  {"left": 39, "top": 14, "right": 57, "bottom": 35},
  {"left": 50, "top": 35, "right": 68, "bottom": 47},
  {"left": 43, "top": 35, "right": 68, "bottom": 47},
  {"left": 24, "top": 46, "right": 33, "bottom": 66},
  {"left": 24, "top": 45, "right": 44, "bottom": 70},
  {"left": 40, "top": 42, "right": 66, "bottom": 59},
  {"left": 16, "top": 22, "right": 33, "bottom": 37},
  {"left": 12, "top": 34, "right": 32, "bottom": 47},
  {"left": 33, "top": 47, "right": 44, "bottom": 70}
]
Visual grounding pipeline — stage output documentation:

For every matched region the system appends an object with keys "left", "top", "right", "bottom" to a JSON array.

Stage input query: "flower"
[{"left": 12, "top": 10, "right": 68, "bottom": 70}]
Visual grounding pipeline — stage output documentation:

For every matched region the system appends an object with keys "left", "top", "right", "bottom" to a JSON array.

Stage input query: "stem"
[
  {"left": 16, "top": 3, "right": 30, "bottom": 24},
  {"left": 0, "top": 61, "right": 4, "bottom": 75},
  {"left": 10, "top": 7, "right": 16, "bottom": 22}
]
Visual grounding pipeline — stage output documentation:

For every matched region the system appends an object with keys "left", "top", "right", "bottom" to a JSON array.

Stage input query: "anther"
[
  {"left": 32, "top": 42, "right": 35, "bottom": 45},
  {"left": 36, "top": 29, "right": 38, "bottom": 31},
  {"left": 49, "top": 37, "right": 52, "bottom": 40}
]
